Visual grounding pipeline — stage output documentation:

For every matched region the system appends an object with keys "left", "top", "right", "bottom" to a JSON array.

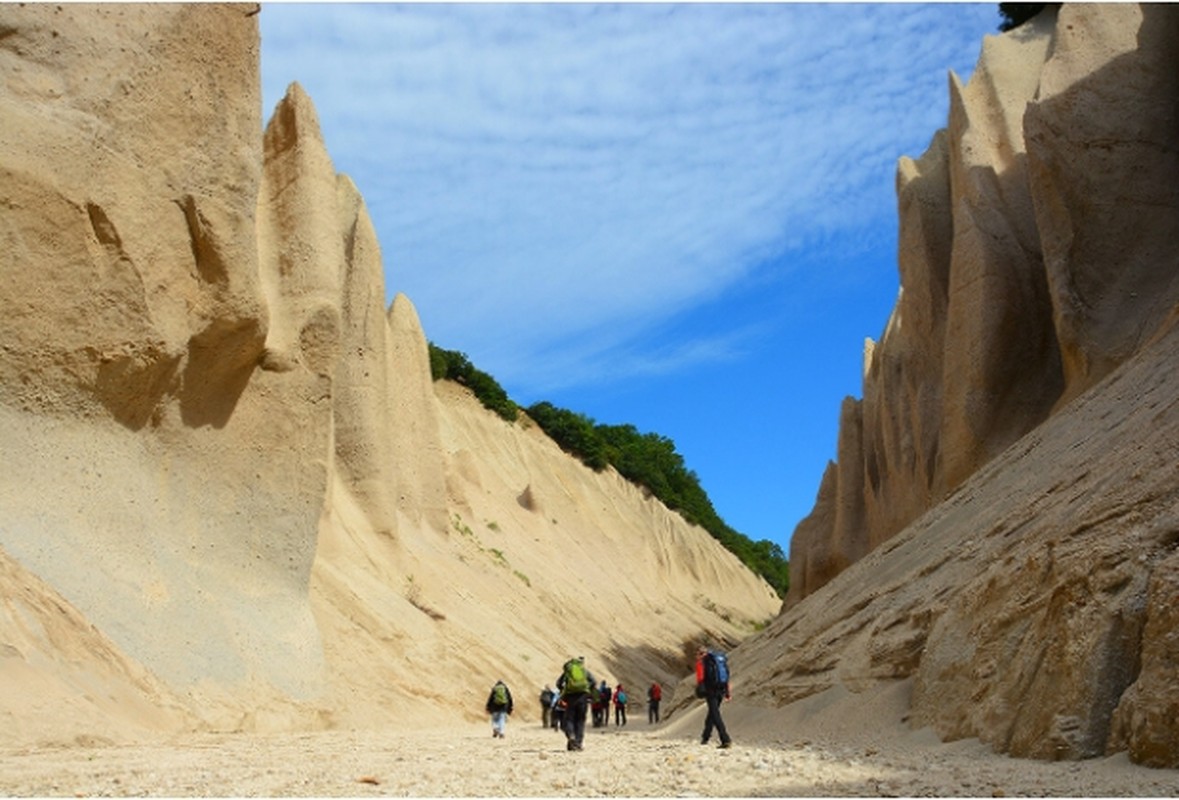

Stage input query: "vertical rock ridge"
[
  {"left": 258, "top": 82, "right": 342, "bottom": 376},
  {"left": 387, "top": 293, "right": 450, "bottom": 533},
  {"left": 331, "top": 176, "right": 398, "bottom": 537}
]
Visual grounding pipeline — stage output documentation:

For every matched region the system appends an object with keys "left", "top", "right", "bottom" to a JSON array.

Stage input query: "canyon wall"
[
  {"left": 787, "top": 4, "right": 1179, "bottom": 607},
  {"left": 748, "top": 3, "right": 1179, "bottom": 767}
]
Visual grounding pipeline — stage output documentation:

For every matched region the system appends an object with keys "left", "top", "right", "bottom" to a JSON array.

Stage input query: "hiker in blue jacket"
[{"left": 486, "top": 679, "right": 514, "bottom": 739}]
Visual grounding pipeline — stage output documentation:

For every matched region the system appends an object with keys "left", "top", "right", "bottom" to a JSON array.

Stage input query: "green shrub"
[{"left": 428, "top": 343, "right": 518, "bottom": 422}]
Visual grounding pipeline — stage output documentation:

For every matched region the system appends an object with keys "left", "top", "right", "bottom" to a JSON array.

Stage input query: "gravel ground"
[{"left": 2, "top": 720, "right": 1178, "bottom": 797}]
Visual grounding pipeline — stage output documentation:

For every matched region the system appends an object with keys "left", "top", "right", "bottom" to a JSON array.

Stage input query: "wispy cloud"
[{"left": 261, "top": 3, "right": 997, "bottom": 395}]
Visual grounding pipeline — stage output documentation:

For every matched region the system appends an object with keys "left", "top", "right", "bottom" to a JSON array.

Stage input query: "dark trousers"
[
  {"left": 562, "top": 693, "right": 589, "bottom": 746},
  {"left": 701, "top": 691, "right": 730, "bottom": 745},
  {"left": 648, "top": 701, "right": 660, "bottom": 723},
  {"left": 615, "top": 704, "right": 626, "bottom": 725}
]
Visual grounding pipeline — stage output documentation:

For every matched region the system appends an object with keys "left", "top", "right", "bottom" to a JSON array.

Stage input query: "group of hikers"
[
  {"left": 484, "top": 644, "right": 732, "bottom": 752},
  {"left": 540, "top": 677, "right": 648, "bottom": 731}
]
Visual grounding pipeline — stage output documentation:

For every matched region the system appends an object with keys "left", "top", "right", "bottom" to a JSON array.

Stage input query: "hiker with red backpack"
[{"left": 647, "top": 681, "right": 662, "bottom": 723}]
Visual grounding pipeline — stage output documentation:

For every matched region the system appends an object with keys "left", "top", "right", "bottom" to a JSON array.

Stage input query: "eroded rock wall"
[
  {"left": 744, "top": 310, "right": 1179, "bottom": 764},
  {"left": 763, "top": 3, "right": 1179, "bottom": 767},
  {"left": 0, "top": 3, "right": 330, "bottom": 701},
  {"left": 787, "top": 4, "right": 1179, "bottom": 606}
]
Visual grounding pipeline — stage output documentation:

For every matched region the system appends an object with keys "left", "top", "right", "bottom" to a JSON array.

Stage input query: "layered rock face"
[
  {"left": 787, "top": 5, "right": 1179, "bottom": 606},
  {"left": 753, "top": 3, "right": 1179, "bottom": 767},
  {"left": 0, "top": 3, "right": 779, "bottom": 740}
]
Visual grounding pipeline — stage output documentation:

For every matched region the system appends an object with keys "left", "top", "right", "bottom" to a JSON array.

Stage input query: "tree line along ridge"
[{"left": 428, "top": 343, "right": 790, "bottom": 598}]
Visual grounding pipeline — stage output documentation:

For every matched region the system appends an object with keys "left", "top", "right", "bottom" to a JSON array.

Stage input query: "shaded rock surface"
[
  {"left": 789, "top": 5, "right": 1179, "bottom": 604},
  {"left": 774, "top": 3, "right": 1179, "bottom": 767}
]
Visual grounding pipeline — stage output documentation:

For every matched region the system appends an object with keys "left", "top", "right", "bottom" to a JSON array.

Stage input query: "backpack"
[
  {"left": 563, "top": 659, "right": 589, "bottom": 694},
  {"left": 492, "top": 683, "right": 508, "bottom": 707},
  {"left": 649, "top": 684, "right": 662, "bottom": 702},
  {"left": 616, "top": 690, "right": 627, "bottom": 705},
  {"left": 709, "top": 651, "right": 730, "bottom": 685}
]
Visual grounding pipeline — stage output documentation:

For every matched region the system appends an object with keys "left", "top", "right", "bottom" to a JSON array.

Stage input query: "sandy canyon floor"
[{"left": 3, "top": 712, "right": 1178, "bottom": 798}]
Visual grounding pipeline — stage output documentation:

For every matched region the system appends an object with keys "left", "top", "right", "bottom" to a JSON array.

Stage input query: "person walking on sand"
[
  {"left": 540, "top": 685, "right": 555, "bottom": 729},
  {"left": 647, "top": 681, "right": 662, "bottom": 723},
  {"left": 613, "top": 684, "right": 628, "bottom": 726},
  {"left": 695, "top": 645, "right": 732, "bottom": 749},
  {"left": 486, "top": 679, "right": 514, "bottom": 739},
  {"left": 552, "top": 695, "right": 565, "bottom": 731},
  {"left": 556, "top": 656, "right": 595, "bottom": 751}
]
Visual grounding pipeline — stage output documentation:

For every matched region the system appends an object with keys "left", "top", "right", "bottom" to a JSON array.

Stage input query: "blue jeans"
[{"left": 491, "top": 710, "right": 507, "bottom": 736}]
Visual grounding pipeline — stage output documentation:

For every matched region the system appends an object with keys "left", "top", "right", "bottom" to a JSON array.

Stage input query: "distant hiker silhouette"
[
  {"left": 540, "top": 685, "right": 555, "bottom": 728},
  {"left": 647, "top": 681, "right": 662, "bottom": 723},
  {"left": 486, "top": 680, "right": 514, "bottom": 739}
]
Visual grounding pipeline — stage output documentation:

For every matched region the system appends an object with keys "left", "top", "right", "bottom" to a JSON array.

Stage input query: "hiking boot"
[
  {"left": 566, "top": 739, "right": 575, "bottom": 751},
  {"left": 719, "top": 741, "right": 732, "bottom": 749}
]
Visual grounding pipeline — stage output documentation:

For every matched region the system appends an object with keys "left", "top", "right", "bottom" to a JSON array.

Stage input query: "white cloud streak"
[{"left": 260, "top": 3, "right": 997, "bottom": 395}]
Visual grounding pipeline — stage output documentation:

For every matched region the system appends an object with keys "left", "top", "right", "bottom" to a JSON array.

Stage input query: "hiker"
[
  {"left": 551, "top": 692, "right": 565, "bottom": 730},
  {"left": 613, "top": 683, "right": 628, "bottom": 726},
  {"left": 552, "top": 695, "right": 566, "bottom": 731},
  {"left": 556, "top": 656, "right": 595, "bottom": 751},
  {"left": 540, "top": 685, "right": 555, "bottom": 729},
  {"left": 695, "top": 645, "right": 732, "bottom": 749},
  {"left": 595, "top": 680, "right": 612, "bottom": 728},
  {"left": 486, "top": 679, "right": 514, "bottom": 739},
  {"left": 647, "top": 681, "right": 662, "bottom": 723}
]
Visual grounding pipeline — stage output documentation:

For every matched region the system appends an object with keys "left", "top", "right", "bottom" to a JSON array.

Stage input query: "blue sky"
[{"left": 259, "top": 3, "right": 999, "bottom": 557}]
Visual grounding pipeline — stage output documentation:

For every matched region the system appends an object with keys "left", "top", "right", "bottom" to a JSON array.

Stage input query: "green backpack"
[
  {"left": 492, "top": 682, "right": 508, "bottom": 706},
  {"left": 563, "top": 659, "right": 589, "bottom": 694}
]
